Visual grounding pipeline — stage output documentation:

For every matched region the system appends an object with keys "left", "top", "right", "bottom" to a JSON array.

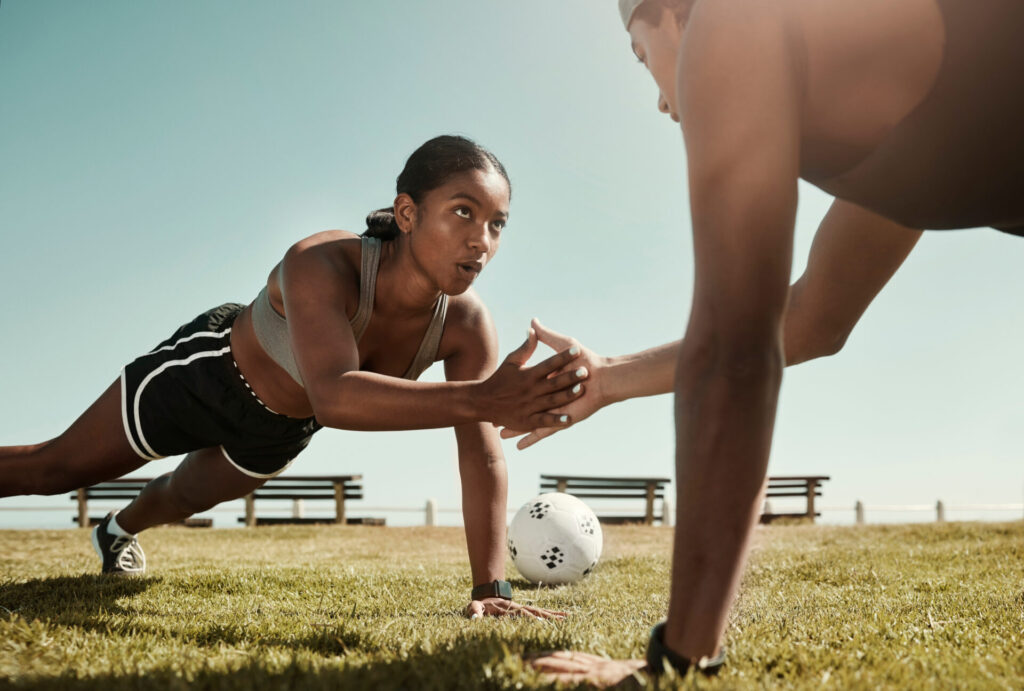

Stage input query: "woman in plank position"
[
  {"left": 0, "top": 135, "right": 586, "bottom": 619},
  {"left": 521, "top": 0, "right": 1024, "bottom": 682}
]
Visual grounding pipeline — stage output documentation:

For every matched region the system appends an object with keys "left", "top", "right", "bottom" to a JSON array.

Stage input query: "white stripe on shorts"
[
  {"left": 143, "top": 327, "right": 232, "bottom": 357},
  {"left": 133, "top": 345, "right": 232, "bottom": 458},
  {"left": 120, "top": 368, "right": 160, "bottom": 460},
  {"left": 219, "top": 446, "right": 295, "bottom": 479}
]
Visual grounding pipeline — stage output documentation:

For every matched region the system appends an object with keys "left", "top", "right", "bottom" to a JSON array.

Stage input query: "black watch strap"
[
  {"left": 471, "top": 579, "right": 512, "bottom": 601},
  {"left": 646, "top": 622, "right": 726, "bottom": 676}
]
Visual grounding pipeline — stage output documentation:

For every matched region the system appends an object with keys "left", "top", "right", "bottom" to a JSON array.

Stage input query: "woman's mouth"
[{"left": 457, "top": 261, "right": 483, "bottom": 279}]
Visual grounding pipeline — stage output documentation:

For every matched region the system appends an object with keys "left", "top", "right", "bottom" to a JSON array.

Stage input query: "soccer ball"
[{"left": 507, "top": 492, "right": 603, "bottom": 585}]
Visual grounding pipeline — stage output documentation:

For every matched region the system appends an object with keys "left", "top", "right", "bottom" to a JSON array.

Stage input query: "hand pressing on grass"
[
  {"left": 465, "top": 598, "right": 567, "bottom": 620},
  {"left": 529, "top": 651, "right": 646, "bottom": 687}
]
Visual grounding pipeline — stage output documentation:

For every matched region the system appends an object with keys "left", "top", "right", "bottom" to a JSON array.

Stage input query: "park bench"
[
  {"left": 760, "top": 475, "right": 831, "bottom": 524},
  {"left": 72, "top": 475, "right": 381, "bottom": 528},
  {"left": 539, "top": 475, "right": 670, "bottom": 525},
  {"left": 72, "top": 478, "right": 212, "bottom": 528},
  {"left": 237, "top": 475, "right": 384, "bottom": 527},
  {"left": 540, "top": 473, "right": 831, "bottom": 526}
]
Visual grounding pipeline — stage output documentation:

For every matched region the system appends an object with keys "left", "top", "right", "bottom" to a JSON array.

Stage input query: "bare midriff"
[{"left": 230, "top": 305, "right": 317, "bottom": 419}]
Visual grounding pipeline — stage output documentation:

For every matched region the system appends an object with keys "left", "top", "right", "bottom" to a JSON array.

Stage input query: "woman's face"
[
  {"left": 628, "top": 6, "right": 685, "bottom": 122},
  {"left": 401, "top": 166, "right": 510, "bottom": 295}
]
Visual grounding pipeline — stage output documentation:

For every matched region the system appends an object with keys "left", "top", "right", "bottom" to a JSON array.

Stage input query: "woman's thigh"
[{"left": 166, "top": 446, "right": 269, "bottom": 510}]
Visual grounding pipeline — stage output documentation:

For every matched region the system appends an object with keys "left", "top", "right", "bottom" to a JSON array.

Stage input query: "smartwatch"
[{"left": 471, "top": 579, "right": 513, "bottom": 601}]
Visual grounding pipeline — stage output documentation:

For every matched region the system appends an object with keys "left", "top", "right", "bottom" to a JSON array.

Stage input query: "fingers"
[
  {"left": 545, "top": 366, "right": 588, "bottom": 392},
  {"left": 531, "top": 318, "right": 575, "bottom": 351},
  {"left": 517, "top": 427, "right": 557, "bottom": 450},
  {"left": 466, "top": 600, "right": 485, "bottom": 619},
  {"left": 503, "top": 327, "right": 538, "bottom": 367},
  {"left": 499, "top": 426, "right": 559, "bottom": 450},
  {"left": 526, "top": 605, "right": 567, "bottom": 620},
  {"left": 531, "top": 412, "right": 574, "bottom": 428},
  {"left": 531, "top": 345, "right": 583, "bottom": 380}
]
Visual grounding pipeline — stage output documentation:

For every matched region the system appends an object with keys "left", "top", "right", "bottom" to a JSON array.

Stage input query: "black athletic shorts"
[{"left": 120, "top": 303, "right": 321, "bottom": 477}]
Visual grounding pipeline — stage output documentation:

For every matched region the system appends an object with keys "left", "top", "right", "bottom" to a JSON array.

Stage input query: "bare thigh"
[
  {"left": 168, "top": 446, "right": 269, "bottom": 509},
  {"left": 116, "top": 447, "right": 270, "bottom": 533},
  {"left": 0, "top": 378, "right": 147, "bottom": 496}
]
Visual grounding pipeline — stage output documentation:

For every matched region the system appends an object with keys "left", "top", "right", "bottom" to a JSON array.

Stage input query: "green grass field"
[{"left": 1, "top": 521, "right": 1023, "bottom": 689}]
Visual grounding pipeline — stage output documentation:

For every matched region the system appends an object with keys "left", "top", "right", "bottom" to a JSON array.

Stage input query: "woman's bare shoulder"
[
  {"left": 275, "top": 231, "right": 364, "bottom": 313},
  {"left": 437, "top": 289, "right": 497, "bottom": 360}
]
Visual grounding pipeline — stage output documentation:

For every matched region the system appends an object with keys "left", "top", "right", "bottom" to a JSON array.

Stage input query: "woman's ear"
[{"left": 393, "top": 193, "right": 417, "bottom": 234}]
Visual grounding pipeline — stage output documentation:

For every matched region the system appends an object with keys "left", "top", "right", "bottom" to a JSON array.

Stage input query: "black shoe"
[{"left": 92, "top": 512, "right": 146, "bottom": 575}]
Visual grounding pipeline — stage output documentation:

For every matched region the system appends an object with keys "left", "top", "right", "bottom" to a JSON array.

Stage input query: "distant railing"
[{"left": 2, "top": 500, "right": 1023, "bottom": 527}]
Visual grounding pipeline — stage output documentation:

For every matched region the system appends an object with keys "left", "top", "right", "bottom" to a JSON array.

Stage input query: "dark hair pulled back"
[{"left": 364, "top": 135, "right": 510, "bottom": 241}]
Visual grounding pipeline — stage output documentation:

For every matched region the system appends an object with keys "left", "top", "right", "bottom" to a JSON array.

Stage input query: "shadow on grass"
[
  {"left": 0, "top": 632, "right": 596, "bottom": 691},
  {"left": 0, "top": 574, "right": 157, "bottom": 622}
]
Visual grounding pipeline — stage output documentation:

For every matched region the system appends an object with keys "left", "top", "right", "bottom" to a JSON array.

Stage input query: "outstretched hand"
[
  {"left": 500, "top": 319, "right": 609, "bottom": 449},
  {"left": 529, "top": 651, "right": 647, "bottom": 687},
  {"left": 465, "top": 598, "right": 567, "bottom": 620},
  {"left": 476, "top": 326, "right": 589, "bottom": 432}
]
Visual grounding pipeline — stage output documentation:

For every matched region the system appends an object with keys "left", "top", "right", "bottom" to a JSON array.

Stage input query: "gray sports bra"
[{"left": 251, "top": 236, "right": 448, "bottom": 385}]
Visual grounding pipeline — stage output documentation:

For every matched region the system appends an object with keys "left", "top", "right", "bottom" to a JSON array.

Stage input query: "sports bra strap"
[
  {"left": 349, "top": 236, "right": 381, "bottom": 341},
  {"left": 402, "top": 293, "right": 448, "bottom": 380}
]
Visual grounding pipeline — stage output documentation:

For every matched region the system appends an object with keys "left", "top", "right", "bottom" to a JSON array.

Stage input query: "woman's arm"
[
  {"left": 503, "top": 201, "right": 921, "bottom": 448},
  {"left": 443, "top": 299, "right": 565, "bottom": 619},
  {"left": 278, "top": 237, "right": 586, "bottom": 432}
]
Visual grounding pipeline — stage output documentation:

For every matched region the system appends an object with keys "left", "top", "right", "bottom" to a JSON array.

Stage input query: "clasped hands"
[{"left": 493, "top": 318, "right": 607, "bottom": 448}]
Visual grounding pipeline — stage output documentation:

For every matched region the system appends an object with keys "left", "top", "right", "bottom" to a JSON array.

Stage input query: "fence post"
[
  {"left": 292, "top": 499, "right": 304, "bottom": 519},
  {"left": 662, "top": 495, "right": 674, "bottom": 527},
  {"left": 936, "top": 500, "right": 945, "bottom": 522},
  {"left": 425, "top": 498, "right": 437, "bottom": 527},
  {"left": 855, "top": 500, "right": 865, "bottom": 525}
]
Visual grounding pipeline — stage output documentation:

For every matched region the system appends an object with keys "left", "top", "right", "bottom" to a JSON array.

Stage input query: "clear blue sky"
[{"left": 1, "top": 1, "right": 1022, "bottom": 527}]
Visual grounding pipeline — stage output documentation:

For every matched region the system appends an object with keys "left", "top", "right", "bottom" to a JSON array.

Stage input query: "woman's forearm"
[
  {"left": 312, "top": 371, "right": 480, "bottom": 430},
  {"left": 599, "top": 289, "right": 837, "bottom": 408},
  {"left": 456, "top": 426, "right": 508, "bottom": 587},
  {"left": 666, "top": 337, "right": 784, "bottom": 657},
  {"left": 602, "top": 341, "right": 681, "bottom": 403}
]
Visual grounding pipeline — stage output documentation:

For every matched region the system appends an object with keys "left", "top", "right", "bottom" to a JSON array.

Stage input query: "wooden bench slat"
[
  {"left": 249, "top": 495, "right": 362, "bottom": 499},
  {"left": 541, "top": 482, "right": 665, "bottom": 491},
  {"left": 74, "top": 474, "right": 367, "bottom": 528},
  {"left": 541, "top": 475, "right": 670, "bottom": 484},
  {"left": 238, "top": 517, "right": 384, "bottom": 526},
  {"left": 549, "top": 491, "right": 665, "bottom": 500}
]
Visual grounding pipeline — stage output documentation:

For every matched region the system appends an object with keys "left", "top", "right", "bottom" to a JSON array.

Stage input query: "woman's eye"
[
  {"left": 454, "top": 207, "right": 471, "bottom": 219},
  {"left": 492, "top": 220, "right": 505, "bottom": 231}
]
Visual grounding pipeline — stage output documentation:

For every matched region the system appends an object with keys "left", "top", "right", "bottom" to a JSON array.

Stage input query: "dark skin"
[
  {"left": 0, "top": 167, "right": 582, "bottom": 619},
  {"left": 525, "top": 0, "right": 968, "bottom": 683}
]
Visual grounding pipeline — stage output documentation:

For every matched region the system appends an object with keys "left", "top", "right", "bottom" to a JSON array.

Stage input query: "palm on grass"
[{"left": 529, "top": 651, "right": 646, "bottom": 687}]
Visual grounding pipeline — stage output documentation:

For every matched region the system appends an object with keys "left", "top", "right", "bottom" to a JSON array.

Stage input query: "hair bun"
[{"left": 364, "top": 207, "right": 399, "bottom": 240}]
